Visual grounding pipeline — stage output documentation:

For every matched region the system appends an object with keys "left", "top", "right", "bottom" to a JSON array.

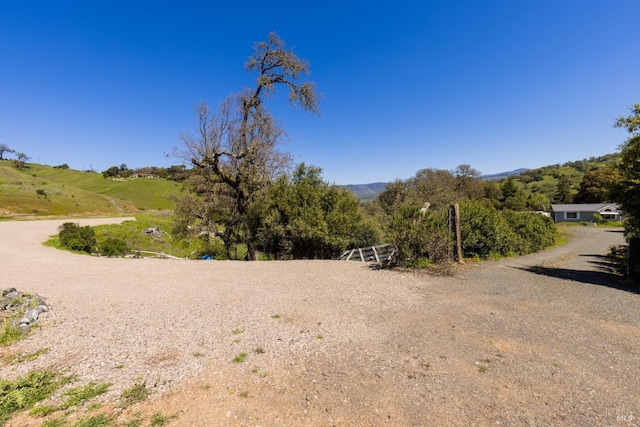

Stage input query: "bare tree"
[
  {"left": 13, "top": 152, "right": 30, "bottom": 169},
  {"left": 173, "top": 32, "right": 319, "bottom": 259},
  {"left": 0, "top": 143, "right": 15, "bottom": 160}
]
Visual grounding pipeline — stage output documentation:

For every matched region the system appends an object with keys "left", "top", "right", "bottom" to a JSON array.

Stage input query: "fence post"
[{"left": 451, "top": 204, "right": 463, "bottom": 263}]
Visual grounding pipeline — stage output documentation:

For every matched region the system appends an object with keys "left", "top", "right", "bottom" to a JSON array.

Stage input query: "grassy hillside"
[
  {"left": 0, "top": 161, "right": 181, "bottom": 217},
  {"left": 516, "top": 153, "right": 620, "bottom": 198},
  {"left": 30, "top": 164, "right": 180, "bottom": 210}
]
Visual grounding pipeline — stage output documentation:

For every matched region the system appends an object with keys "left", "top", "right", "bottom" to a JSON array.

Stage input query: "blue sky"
[{"left": 1, "top": 1, "right": 638, "bottom": 185}]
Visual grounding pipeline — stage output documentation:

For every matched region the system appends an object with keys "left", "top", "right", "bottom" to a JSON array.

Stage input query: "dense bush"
[
  {"left": 58, "top": 222, "right": 96, "bottom": 253},
  {"left": 386, "top": 205, "right": 452, "bottom": 266},
  {"left": 502, "top": 210, "right": 556, "bottom": 254},
  {"left": 250, "top": 164, "right": 380, "bottom": 259},
  {"left": 99, "top": 238, "right": 129, "bottom": 257},
  {"left": 459, "top": 201, "right": 557, "bottom": 259},
  {"left": 459, "top": 200, "right": 519, "bottom": 258}
]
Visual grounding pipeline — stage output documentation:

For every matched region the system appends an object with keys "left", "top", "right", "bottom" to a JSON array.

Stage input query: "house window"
[
  {"left": 565, "top": 212, "right": 578, "bottom": 219},
  {"left": 602, "top": 214, "right": 617, "bottom": 220}
]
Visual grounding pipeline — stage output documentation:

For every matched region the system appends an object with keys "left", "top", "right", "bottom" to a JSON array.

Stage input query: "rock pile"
[{"left": 1, "top": 288, "right": 49, "bottom": 332}]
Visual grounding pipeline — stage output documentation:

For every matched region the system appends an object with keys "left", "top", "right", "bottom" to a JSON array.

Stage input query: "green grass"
[
  {"left": 0, "top": 163, "right": 129, "bottom": 217},
  {"left": 42, "top": 416, "right": 67, "bottom": 427},
  {"left": 60, "top": 382, "right": 111, "bottom": 409},
  {"left": 43, "top": 213, "right": 203, "bottom": 259},
  {"left": 91, "top": 214, "right": 199, "bottom": 258},
  {"left": 29, "top": 163, "right": 180, "bottom": 210},
  {"left": 232, "top": 353, "right": 248, "bottom": 363},
  {"left": 119, "top": 381, "right": 149, "bottom": 408},
  {"left": 150, "top": 412, "right": 178, "bottom": 426},
  {"left": 30, "top": 404, "right": 58, "bottom": 417},
  {"left": 0, "top": 370, "right": 68, "bottom": 425},
  {"left": 0, "top": 320, "right": 27, "bottom": 347},
  {"left": 0, "top": 162, "right": 181, "bottom": 217},
  {"left": 71, "top": 414, "right": 115, "bottom": 427}
]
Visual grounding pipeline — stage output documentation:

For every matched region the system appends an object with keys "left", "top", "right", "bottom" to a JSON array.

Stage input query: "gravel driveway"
[{"left": 1, "top": 219, "right": 639, "bottom": 426}]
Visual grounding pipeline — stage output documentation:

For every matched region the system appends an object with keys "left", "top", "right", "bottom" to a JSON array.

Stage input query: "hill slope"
[{"left": 0, "top": 161, "right": 180, "bottom": 217}]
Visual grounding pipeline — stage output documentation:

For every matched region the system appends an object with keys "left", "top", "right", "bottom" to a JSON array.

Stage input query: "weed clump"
[
  {"left": 0, "top": 370, "right": 67, "bottom": 425},
  {"left": 119, "top": 381, "right": 149, "bottom": 408}
]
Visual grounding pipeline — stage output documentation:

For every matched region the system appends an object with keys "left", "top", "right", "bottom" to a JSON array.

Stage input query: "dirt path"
[{"left": 2, "top": 220, "right": 639, "bottom": 426}]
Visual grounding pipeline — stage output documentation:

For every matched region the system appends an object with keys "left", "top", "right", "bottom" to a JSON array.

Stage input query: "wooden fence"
[{"left": 338, "top": 244, "right": 395, "bottom": 264}]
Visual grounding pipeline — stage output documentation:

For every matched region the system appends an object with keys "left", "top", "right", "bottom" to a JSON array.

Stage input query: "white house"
[{"left": 550, "top": 203, "right": 623, "bottom": 223}]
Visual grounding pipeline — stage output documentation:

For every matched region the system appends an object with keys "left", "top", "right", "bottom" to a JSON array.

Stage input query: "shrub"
[
  {"left": 386, "top": 205, "right": 452, "bottom": 266},
  {"left": 459, "top": 200, "right": 518, "bottom": 258},
  {"left": 502, "top": 210, "right": 556, "bottom": 254},
  {"left": 99, "top": 238, "right": 129, "bottom": 257},
  {"left": 459, "top": 201, "right": 557, "bottom": 259},
  {"left": 58, "top": 222, "right": 96, "bottom": 253}
]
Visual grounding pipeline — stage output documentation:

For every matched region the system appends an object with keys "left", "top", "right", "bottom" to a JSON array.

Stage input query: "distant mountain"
[
  {"left": 480, "top": 168, "right": 530, "bottom": 181},
  {"left": 342, "top": 182, "right": 389, "bottom": 200}
]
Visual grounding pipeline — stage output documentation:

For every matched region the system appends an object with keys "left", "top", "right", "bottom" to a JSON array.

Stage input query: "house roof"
[{"left": 551, "top": 203, "right": 620, "bottom": 212}]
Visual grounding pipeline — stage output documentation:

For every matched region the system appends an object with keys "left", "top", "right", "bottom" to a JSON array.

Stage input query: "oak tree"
[
  {"left": 612, "top": 104, "right": 640, "bottom": 237},
  {"left": 0, "top": 143, "right": 14, "bottom": 160},
  {"left": 173, "top": 33, "right": 319, "bottom": 259}
]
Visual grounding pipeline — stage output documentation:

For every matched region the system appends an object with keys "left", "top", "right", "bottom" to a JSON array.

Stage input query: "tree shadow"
[{"left": 514, "top": 254, "right": 639, "bottom": 294}]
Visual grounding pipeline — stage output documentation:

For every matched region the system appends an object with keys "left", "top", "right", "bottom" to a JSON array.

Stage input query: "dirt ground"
[{"left": 2, "top": 219, "right": 639, "bottom": 426}]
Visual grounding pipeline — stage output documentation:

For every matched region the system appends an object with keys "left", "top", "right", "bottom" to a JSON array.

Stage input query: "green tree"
[
  {"left": 102, "top": 166, "right": 120, "bottom": 179},
  {"left": 250, "top": 164, "right": 379, "bottom": 259},
  {"left": 612, "top": 104, "right": 640, "bottom": 237},
  {"left": 173, "top": 33, "right": 319, "bottom": 259},
  {"left": 453, "top": 164, "right": 483, "bottom": 200},
  {"left": 527, "top": 192, "right": 550, "bottom": 212},
  {"left": 377, "top": 180, "right": 407, "bottom": 215},
  {"left": 377, "top": 166, "right": 483, "bottom": 215},
  {"left": 500, "top": 176, "right": 519, "bottom": 200},
  {"left": 503, "top": 194, "right": 528, "bottom": 211},
  {"left": 554, "top": 174, "right": 574, "bottom": 203},
  {"left": 573, "top": 168, "right": 621, "bottom": 203},
  {"left": 481, "top": 181, "right": 503, "bottom": 208}
]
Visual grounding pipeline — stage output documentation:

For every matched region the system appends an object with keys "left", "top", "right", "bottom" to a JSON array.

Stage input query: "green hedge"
[{"left": 58, "top": 222, "right": 96, "bottom": 253}]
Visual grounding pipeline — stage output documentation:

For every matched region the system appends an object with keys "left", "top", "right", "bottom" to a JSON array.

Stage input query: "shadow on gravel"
[{"left": 514, "top": 259, "right": 639, "bottom": 294}]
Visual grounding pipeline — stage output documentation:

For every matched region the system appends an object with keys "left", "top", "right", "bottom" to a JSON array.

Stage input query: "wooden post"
[{"left": 451, "top": 204, "right": 463, "bottom": 263}]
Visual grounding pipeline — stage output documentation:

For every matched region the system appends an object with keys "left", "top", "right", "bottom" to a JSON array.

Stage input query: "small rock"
[
  {"left": 4, "top": 290, "right": 21, "bottom": 299},
  {"left": 25, "top": 309, "right": 40, "bottom": 322},
  {"left": 19, "top": 323, "right": 30, "bottom": 333},
  {"left": 2, "top": 287, "right": 17, "bottom": 296},
  {"left": 19, "top": 316, "right": 30, "bottom": 325},
  {"left": 35, "top": 304, "right": 49, "bottom": 313}
]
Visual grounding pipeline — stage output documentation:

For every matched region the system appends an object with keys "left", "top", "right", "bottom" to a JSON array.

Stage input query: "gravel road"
[{"left": 1, "top": 219, "right": 639, "bottom": 426}]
